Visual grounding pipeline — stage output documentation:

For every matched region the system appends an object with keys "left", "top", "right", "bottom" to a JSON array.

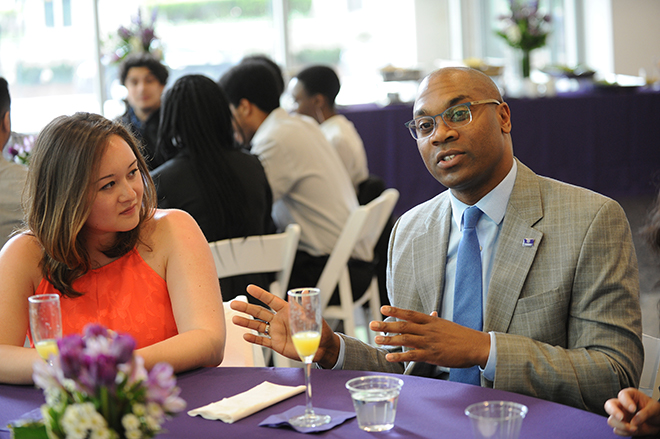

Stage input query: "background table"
[
  {"left": 1, "top": 367, "right": 622, "bottom": 438},
  {"left": 341, "top": 90, "right": 660, "bottom": 218}
]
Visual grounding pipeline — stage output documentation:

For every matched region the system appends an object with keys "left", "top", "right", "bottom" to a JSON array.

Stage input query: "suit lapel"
[
  {"left": 404, "top": 195, "right": 452, "bottom": 377},
  {"left": 485, "top": 161, "right": 544, "bottom": 333},
  {"left": 411, "top": 195, "right": 452, "bottom": 314}
]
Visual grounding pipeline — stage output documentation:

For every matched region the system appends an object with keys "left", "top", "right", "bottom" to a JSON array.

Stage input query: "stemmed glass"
[
  {"left": 28, "top": 294, "right": 62, "bottom": 365},
  {"left": 288, "top": 287, "right": 331, "bottom": 428}
]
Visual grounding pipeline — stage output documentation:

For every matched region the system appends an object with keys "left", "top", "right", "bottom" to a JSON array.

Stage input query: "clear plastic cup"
[
  {"left": 345, "top": 375, "right": 404, "bottom": 432},
  {"left": 465, "top": 401, "right": 528, "bottom": 439}
]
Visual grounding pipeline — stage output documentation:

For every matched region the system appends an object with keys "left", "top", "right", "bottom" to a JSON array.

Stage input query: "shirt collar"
[{"left": 450, "top": 160, "right": 518, "bottom": 227}]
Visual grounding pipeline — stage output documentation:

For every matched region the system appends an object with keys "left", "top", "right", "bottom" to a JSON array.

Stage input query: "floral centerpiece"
[
  {"left": 5, "top": 132, "right": 35, "bottom": 165},
  {"left": 31, "top": 324, "right": 185, "bottom": 439},
  {"left": 495, "top": 0, "right": 551, "bottom": 78},
  {"left": 107, "top": 8, "right": 162, "bottom": 64}
]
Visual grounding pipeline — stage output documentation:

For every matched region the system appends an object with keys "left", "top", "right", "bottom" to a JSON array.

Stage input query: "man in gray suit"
[{"left": 231, "top": 67, "right": 642, "bottom": 415}]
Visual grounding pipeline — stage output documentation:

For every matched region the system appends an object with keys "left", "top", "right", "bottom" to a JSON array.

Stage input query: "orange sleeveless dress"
[{"left": 33, "top": 248, "right": 178, "bottom": 349}]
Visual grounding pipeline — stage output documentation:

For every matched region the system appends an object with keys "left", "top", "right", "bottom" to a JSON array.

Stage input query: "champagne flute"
[
  {"left": 288, "top": 287, "right": 331, "bottom": 428},
  {"left": 28, "top": 294, "right": 62, "bottom": 365}
]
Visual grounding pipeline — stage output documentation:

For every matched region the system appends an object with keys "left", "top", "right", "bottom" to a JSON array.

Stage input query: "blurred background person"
[
  {"left": 152, "top": 74, "right": 275, "bottom": 303},
  {"left": 118, "top": 53, "right": 169, "bottom": 169},
  {"left": 0, "top": 77, "right": 28, "bottom": 250},
  {"left": 605, "top": 190, "right": 660, "bottom": 436},
  {"left": 219, "top": 60, "right": 374, "bottom": 305},
  {"left": 288, "top": 65, "right": 369, "bottom": 193}
]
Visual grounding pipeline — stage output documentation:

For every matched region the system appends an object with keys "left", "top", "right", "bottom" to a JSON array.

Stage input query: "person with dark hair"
[
  {"left": 151, "top": 74, "right": 275, "bottom": 301},
  {"left": 231, "top": 67, "right": 642, "bottom": 416},
  {"left": 0, "top": 112, "right": 225, "bottom": 385},
  {"left": 604, "top": 195, "right": 660, "bottom": 436},
  {"left": 117, "top": 53, "right": 169, "bottom": 169},
  {"left": 241, "top": 54, "right": 285, "bottom": 97},
  {"left": 289, "top": 65, "right": 368, "bottom": 191},
  {"left": 219, "top": 60, "right": 374, "bottom": 301},
  {"left": 0, "top": 77, "right": 28, "bottom": 249}
]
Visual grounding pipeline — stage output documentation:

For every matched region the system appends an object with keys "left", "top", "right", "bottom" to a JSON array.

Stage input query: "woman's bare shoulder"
[
  {"left": 0, "top": 233, "right": 42, "bottom": 260},
  {"left": 0, "top": 233, "right": 43, "bottom": 289},
  {"left": 138, "top": 209, "right": 207, "bottom": 265},
  {"left": 149, "top": 208, "right": 202, "bottom": 236}
]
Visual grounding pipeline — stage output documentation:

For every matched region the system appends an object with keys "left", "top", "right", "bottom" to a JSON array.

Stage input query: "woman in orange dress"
[{"left": 0, "top": 113, "right": 225, "bottom": 384}]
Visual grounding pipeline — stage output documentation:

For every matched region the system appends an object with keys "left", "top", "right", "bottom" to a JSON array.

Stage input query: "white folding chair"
[
  {"left": 317, "top": 188, "right": 399, "bottom": 340},
  {"left": 209, "top": 224, "right": 301, "bottom": 367},
  {"left": 640, "top": 333, "right": 660, "bottom": 399},
  {"left": 219, "top": 296, "right": 265, "bottom": 367},
  {"left": 209, "top": 223, "right": 300, "bottom": 299}
]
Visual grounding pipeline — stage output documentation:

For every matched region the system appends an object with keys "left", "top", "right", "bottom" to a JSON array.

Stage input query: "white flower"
[
  {"left": 62, "top": 403, "right": 95, "bottom": 437},
  {"left": 90, "top": 427, "right": 112, "bottom": 439},
  {"left": 145, "top": 414, "right": 161, "bottom": 432},
  {"left": 125, "top": 428, "right": 143, "bottom": 439},
  {"left": 122, "top": 413, "right": 141, "bottom": 431},
  {"left": 88, "top": 410, "right": 108, "bottom": 432},
  {"left": 132, "top": 403, "right": 147, "bottom": 417},
  {"left": 146, "top": 402, "right": 164, "bottom": 420},
  {"left": 505, "top": 25, "right": 522, "bottom": 45}
]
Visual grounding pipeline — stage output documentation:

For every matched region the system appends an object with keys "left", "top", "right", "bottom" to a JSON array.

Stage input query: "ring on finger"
[{"left": 264, "top": 322, "right": 270, "bottom": 336}]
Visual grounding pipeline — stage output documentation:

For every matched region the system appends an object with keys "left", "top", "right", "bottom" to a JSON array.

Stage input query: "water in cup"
[
  {"left": 465, "top": 401, "right": 528, "bottom": 439},
  {"left": 346, "top": 375, "right": 404, "bottom": 432}
]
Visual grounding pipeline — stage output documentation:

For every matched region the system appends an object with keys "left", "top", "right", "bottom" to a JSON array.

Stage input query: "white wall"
[
  {"left": 582, "top": 0, "right": 659, "bottom": 77},
  {"left": 611, "top": 0, "right": 660, "bottom": 77}
]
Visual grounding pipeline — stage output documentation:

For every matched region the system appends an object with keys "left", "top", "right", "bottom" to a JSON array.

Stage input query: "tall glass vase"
[{"left": 521, "top": 49, "right": 531, "bottom": 78}]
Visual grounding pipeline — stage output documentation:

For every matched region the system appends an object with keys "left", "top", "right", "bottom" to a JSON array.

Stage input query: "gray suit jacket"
[{"left": 341, "top": 159, "right": 642, "bottom": 415}]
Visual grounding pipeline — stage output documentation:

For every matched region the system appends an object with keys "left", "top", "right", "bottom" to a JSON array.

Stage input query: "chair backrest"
[
  {"left": 640, "top": 333, "right": 660, "bottom": 399},
  {"left": 316, "top": 188, "right": 399, "bottom": 331},
  {"left": 219, "top": 296, "right": 265, "bottom": 367},
  {"left": 208, "top": 223, "right": 301, "bottom": 299}
]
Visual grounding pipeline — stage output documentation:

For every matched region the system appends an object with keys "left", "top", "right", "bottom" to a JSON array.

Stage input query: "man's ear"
[
  {"left": 312, "top": 93, "right": 326, "bottom": 109},
  {"left": 498, "top": 102, "right": 512, "bottom": 134},
  {"left": 236, "top": 98, "right": 252, "bottom": 117},
  {"left": 1, "top": 111, "right": 10, "bottom": 134}
]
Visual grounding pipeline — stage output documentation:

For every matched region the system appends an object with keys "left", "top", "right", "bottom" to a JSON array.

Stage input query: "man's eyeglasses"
[{"left": 404, "top": 99, "right": 501, "bottom": 140}]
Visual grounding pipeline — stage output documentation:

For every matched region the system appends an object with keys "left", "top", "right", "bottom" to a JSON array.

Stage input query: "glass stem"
[{"left": 304, "top": 360, "right": 314, "bottom": 416}]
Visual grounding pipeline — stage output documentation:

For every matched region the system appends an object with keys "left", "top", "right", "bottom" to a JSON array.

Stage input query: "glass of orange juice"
[
  {"left": 28, "top": 294, "right": 62, "bottom": 365},
  {"left": 287, "top": 288, "right": 331, "bottom": 428}
]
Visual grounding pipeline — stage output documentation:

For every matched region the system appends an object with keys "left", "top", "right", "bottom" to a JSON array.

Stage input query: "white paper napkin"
[{"left": 187, "top": 381, "right": 306, "bottom": 424}]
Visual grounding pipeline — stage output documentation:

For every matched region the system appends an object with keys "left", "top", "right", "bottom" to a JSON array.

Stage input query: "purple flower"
[
  {"left": 117, "top": 25, "right": 132, "bottom": 41},
  {"left": 86, "top": 353, "right": 118, "bottom": 389},
  {"left": 146, "top": 363, "right": 176, "bottom": 404},
  {"left": 58, "top": 334, "right": 85, "bottom": 380},
  {"left": 141, "top": 28, "right": 155, "bottom": 50},
  {"left": 84, "top": 323, "right": 108, "bottom": 339},
  {"left": 110, "top": 333, "right": 136, "bottom": 365}
]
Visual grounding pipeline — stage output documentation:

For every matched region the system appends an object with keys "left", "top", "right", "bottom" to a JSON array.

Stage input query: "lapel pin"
[{"left": 522, "top": 238, "right": 535, "bottom": 247}]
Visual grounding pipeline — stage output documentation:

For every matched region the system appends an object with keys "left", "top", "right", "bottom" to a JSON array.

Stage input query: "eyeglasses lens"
[{"left": 410, "top": 104, "right": 472, "bottom": 139}]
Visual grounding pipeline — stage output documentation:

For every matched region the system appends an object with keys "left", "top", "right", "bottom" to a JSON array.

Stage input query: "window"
[{"left": 1, "top": 0, "right": 586, "bottom": 135}]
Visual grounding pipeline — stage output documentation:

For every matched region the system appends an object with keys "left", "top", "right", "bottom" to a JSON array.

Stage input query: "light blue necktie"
[{"left": 449, "top": 206, "right": 484, "bottom": 385}]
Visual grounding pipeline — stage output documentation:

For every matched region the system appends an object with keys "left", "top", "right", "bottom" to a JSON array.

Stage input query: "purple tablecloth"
[
  {"left": 341, "top": 90, "right": 660, "bottom": 218},
  {"left": 0, "top": 367, "right": 622, "bottom": 438}
]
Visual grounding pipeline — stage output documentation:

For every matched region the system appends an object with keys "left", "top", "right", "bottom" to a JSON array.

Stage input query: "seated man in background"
[
  {"left": 218, "top": 60, "right": 374, "bottom": 302},
  {"left": 118, "top": 53, "right": 168, "bottom": 169},
  {"left": 231, "top": 67, "right": 642, "bottom": 416},
  {"left": 0, "top": 77, "right": 28, "bottom": 249},
  {"left": 288, "top": 65, "right": 369, "bottom": 192}
]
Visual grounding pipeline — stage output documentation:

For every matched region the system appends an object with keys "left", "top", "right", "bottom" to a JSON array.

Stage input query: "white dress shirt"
[
  {"left": 251, "top": 108, "right": 370, "bottom": 260},
  {"left": 320, "top": 115, "right": 369, "bottom": 191}
]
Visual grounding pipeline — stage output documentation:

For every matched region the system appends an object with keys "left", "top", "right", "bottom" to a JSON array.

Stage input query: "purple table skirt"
[
  {"left": 340, "top": 89, "right": 660, "bottom": 218},
  {"left": 1, "top": 367, "right": 621, "bottom": 438}
]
